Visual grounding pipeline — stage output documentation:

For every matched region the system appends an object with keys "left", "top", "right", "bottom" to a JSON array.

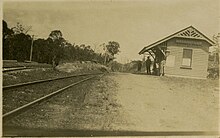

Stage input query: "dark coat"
[{"left": 145, "top": 58, "right": 151, "bottom": 67}]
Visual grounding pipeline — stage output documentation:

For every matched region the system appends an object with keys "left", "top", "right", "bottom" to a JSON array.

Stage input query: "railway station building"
[{"left": 139, "top": 26, "right": 214, "bottom": 79}]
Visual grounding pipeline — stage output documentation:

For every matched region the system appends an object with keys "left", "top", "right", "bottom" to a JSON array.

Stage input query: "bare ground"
[
  {"left": 3, "top": 73, "right": 219, "bottom": 136},
  {"left": 112, "top": 73, "right": 219, "bottom": 131}
]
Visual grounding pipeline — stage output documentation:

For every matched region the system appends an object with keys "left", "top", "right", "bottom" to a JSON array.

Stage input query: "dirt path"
[{"left": 112, "top": 73, "right": 219, "bottom": 131}]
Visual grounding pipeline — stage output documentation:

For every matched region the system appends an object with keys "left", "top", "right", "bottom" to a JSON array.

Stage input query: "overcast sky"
[{"left": 3, "top": 0, "right": 219, "bottom": 63}]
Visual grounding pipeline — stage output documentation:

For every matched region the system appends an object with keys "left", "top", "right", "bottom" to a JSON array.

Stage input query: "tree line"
[{"left": 3, "top": 20, "right": 120, "bottom": 67}]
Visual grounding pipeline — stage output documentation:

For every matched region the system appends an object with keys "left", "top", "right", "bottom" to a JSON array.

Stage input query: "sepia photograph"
[{"left": 1, "top": 0, "right": 220, "bottom": 137}]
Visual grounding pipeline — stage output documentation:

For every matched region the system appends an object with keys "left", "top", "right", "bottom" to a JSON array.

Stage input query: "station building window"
[{"left": 182, "top": 49, "right": 192, "bottom": 67}]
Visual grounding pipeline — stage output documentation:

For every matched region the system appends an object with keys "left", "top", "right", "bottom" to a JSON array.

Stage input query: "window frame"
[{"left": 181, "top": 48, "right": 193, "bottom": 69}]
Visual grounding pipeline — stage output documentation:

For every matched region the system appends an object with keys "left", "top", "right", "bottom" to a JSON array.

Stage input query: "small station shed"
[{"left": 139, "top": 26, "right": 214, "bottom": 79}]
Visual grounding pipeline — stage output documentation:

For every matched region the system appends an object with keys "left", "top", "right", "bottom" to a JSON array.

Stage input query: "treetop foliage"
[
  {"left": 3, "top": 20, "right": 120, "bottom": 66},
  {"left": 106, "top": 41, "right": 120, "bottom": 56},
  {"left": 49, "top": 30, "right": 63, "bottom": 41}
]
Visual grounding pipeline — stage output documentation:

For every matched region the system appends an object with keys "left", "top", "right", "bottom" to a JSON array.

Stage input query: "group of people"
[{"left": 137, "top": 56, "right": 165, "bottom": 76}]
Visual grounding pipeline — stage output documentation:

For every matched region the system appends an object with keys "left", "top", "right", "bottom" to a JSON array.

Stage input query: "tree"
[
  {"left": 3, "top": 20, "right": 107, "bottom": 65},
  {"left": 106, "top": 41, "right": 120, "bottom": 56},
  {"left": 3, "top": 20, "right": 13, "bottom": 40},
  {"left": 207, "top": 34, "right": 220, "bottom": 79},
  {"left": 3, "top": 21, "right": 32, "bottom": 61},
  {"left": 12, "top": 33, "right": 32, "bottom": 61},
  {"left": 103, "top": 41, "right": 120, "bottom": 64},
  {"left": 47, "top": 30, "right": 66, "bottom": 68},
  {"left": 32, "top": 38, "right": 48, "bottom": 63},
  {"left": 62, "top": 42, "right": 75, "bottom": 61},
  {"left": 213, "top": 33, "right": 220, "bottom": 63},
  {"left": 11, "top": 22, "right": 32, "bottom": 34},
  {"left": 3, "top": 20, "right": 14, "bottom": 59},
  {"left": 49, "top": 30, "right": 63, "bottom": 41}
]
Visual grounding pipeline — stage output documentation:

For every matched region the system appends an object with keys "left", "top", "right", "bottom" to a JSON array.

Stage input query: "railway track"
[
  {"left": 3, "top": 73, "right": 104, "bottom": 120},
  {"left": 3, "top": 66, "right": 29, "bottom": 72},
  {"left": 3, "top": 72, "right": 102, "bottom": 89},
  {"left": 3, "top": 66, "right": 52, "bottom": 73}
]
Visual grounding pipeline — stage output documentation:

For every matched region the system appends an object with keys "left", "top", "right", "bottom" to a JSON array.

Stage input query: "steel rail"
[
  {"left": 3, "top": 65, "right": 25, "bottom": 68},
  {"left": 3, "top": 67, "right": 28, "bottom": 72},
  {"left": 3, "top": 72, "right": 102, "bottom": 90},
  {"left": 3, "top": 74, "right": 103, "bottom": 119}
]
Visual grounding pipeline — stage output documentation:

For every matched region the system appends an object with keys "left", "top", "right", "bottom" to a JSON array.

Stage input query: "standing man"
[
  {"left": 145, "top": 56, "right": 151, "bottom": 75},
  {"left": 160, "top": 59, "right": 166, "bottom": 76},
  {"left": 153, "top": 61, "right": 159, "bottom": 76}
]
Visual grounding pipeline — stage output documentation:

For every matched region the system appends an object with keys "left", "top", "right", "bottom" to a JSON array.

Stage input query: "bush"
[{"left": 207, "top": 68, "right": 219, "bottom": 79}]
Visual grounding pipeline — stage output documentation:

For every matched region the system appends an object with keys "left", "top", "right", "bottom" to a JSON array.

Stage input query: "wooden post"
[
  {"left": 29, "top": 35, "right": 34, "bottom": 62},
  {"left": 104, "top": 53, "right": 107, "bottom": 65},
  {"left": 158, "top": 47, "right": 166, "bottom": 57},
  {"left": 148, "top": 50, "right": 155, "bottom": 59}
]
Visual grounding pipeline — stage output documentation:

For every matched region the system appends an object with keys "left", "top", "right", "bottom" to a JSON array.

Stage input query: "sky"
[{"left": 3, "top": 0, "right": 220, "bottom": 63}]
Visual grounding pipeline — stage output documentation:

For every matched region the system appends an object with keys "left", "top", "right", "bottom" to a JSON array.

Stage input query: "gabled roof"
[{"left": 139, "top": 26, "right": 215, "bottom": 54}]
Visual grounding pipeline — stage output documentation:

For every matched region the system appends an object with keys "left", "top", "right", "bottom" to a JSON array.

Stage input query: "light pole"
[{"left": 29, "top": 35, "right": 34, "bottom": 62}]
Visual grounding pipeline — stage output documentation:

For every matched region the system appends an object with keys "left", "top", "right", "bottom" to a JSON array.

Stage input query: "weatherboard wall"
[{"left": 164, "top": 38, "right": 210, "bottom": 78}]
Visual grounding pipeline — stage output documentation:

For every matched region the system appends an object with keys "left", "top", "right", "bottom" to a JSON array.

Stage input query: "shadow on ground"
[{"left": 3, "top": 126, "right": 219, "bottom": 137}]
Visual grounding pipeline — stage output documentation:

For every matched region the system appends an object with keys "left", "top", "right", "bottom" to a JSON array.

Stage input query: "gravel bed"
[
  {"left": 3, "top": 74, "right": 124, "bottom": 135},
  {"left": 3, "top": 75, "right": 91, "bottom": 114}
]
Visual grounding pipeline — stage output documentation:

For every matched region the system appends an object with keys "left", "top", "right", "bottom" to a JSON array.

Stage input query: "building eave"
[{"left": 139, "top": 26, "right": 215, "bottom": 55}]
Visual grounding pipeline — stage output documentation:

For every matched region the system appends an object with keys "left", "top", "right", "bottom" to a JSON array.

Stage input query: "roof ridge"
[{"left": 139, "top": 26, "right": 215, "bottom": 54}]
